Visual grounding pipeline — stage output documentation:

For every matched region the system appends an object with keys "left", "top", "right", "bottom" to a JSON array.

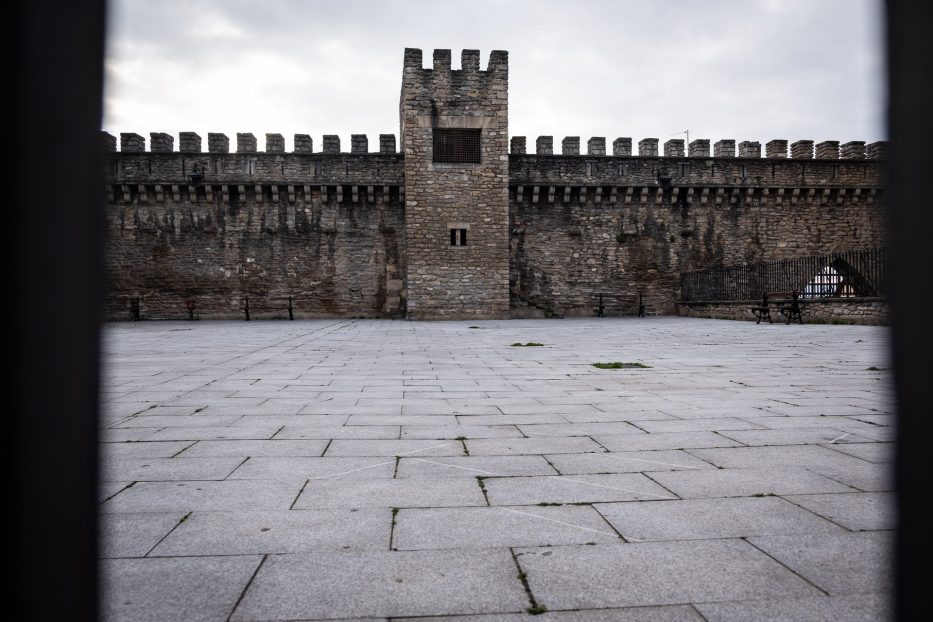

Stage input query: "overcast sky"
[{"left": 103, "top": 0, "right": 885, "bottom": 153}]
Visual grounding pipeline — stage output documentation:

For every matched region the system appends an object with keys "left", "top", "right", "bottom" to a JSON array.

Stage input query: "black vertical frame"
[{"left": 13, "top": 2, "right": 106, "bottom": 620}]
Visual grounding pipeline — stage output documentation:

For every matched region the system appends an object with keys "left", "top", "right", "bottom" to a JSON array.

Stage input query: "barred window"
[{"left": 433, "top": 129, "right": 481, "bottom": 163}]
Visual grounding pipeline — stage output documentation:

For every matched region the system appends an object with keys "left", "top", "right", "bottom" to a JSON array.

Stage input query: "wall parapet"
[
  {"left": 503, "top": 135, "right": 886, "bottom": 159},
  {"left": 102, "top": 131, "right": 399, "bottom": 154}
]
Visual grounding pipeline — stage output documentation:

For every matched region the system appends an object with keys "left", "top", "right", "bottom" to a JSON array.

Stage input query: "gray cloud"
[{"left": 103, "top": 0, "right": 885, "bottom": 152}]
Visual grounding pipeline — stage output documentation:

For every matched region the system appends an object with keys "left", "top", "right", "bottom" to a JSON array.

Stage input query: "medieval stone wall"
[
  {"left": 508, "top": 139, "right": 886, "bottom": 317},
  {"left": 103, "top": 134, "right": 406, "bottom": 320},
  {"left": 400, "top": 48, "right": 511, "bottom": 319},
  {"left": 102, "top": 48, "right": 887, "bottom": 322}
]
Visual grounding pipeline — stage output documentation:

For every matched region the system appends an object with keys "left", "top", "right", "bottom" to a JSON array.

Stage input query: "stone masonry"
[
  {"left": 400, "top": 49, "right": 510, "bottom": 319},
  {"left": 102, "top": 48, "right": 887, "bottom": 320}
]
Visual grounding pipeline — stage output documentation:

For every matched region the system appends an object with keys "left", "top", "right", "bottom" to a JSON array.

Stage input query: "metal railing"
[{"left": 680, "top": 247, "right": 889, "bottom": 302}]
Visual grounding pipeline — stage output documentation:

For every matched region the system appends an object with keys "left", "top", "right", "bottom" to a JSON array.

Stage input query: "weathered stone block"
[
  {"left": 766, "top": 140, "right": 788, "bottom": 158},
  {"left": 379, "top": 134, "right": 396, "bottom": 154},
  {"left": 688, "top": 139, "right": 710, "bottom": 157},
  {"left": 841, "top": 141, "right": 866, "bottom": 159},
  {"left": 866, "top": 141, "right": 887, "bottom": 160},
  {"left": 714, "top": 140, "right": 735, "bottom": 157},
  {"left": 816, "top": 141, "right": 840, "bottom": 159},
  {"left": 612, "top": 137, "right": 632, "bottom": 156},
  {"left": 664, "top": 139, "right": 685, "bottom": 157},
  {"left": 323, "top": 135, "right": 341, "bottom": 154},
  {"left": 536, "top": 136, "right": 553, "bottom": 155},
  {"left": 791, "top": 140, "right": 814, "bottom": 159},
  {"left": 638, "top": 138, "right": 659, "bottom": 156},
  {"left": 461, "top": 49, "right": 480, "bottom": 71},
  {"left": 265, "top": 134, "right": 285, "bottom": 153},
  {"left": 208, "top": 133, "right": 229, "bottom": 154},
  {"left": 179, "top": 132, "right": 202, "bottom": 153},
  {"left": 510, "top": 136, "right": 526, "bottom": 155},
  {"left": 293, "top": 134, "right": 313, "bottom": 153},
  {"left": 562, "top": 137, "right": 580, "bottom": 155},
  {"left": 150, "top": 133, "right": 174, "bottom": 152},
  {"left": 120, "top": 133, "right": 145, "bottom": 152},
  {"left": 738, "top": 141, "right": 761, "bottom": 158},
  {"left": 587, "top": 137, "right": 606, "bottom": 156},
  {"left": 237, "top": 133, "right": 257, "bottom": 153},
  {"left": 351, "top": 135, "right": 369, "bottom": 154},
  {"left": 101, "top": 131, "right": 116, "bottom": 152}
]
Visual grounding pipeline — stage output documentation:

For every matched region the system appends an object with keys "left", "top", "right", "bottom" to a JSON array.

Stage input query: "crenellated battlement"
[
  {"left": 101, "top": 131, "right": 399, "bottom": 154},
  {"left": 508, "top": 135, "right": 887, "bottom": 159},
  {"left": 403, "top": 47, "right": 508, "bottom": 73},
  {"left": 103, "top": 46, "right": 887, "bottom": 323}
]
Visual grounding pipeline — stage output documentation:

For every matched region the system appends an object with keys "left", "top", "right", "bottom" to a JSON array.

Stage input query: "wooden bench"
[
  {"left": 242, "top": 296, "right": 295, "bottom": 321},
  {"left": 749, "top": 291, "right": 804, "bottom": 325}
]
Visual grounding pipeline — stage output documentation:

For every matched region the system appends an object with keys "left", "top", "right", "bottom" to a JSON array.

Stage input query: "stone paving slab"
[
  {"left": 293, "top": 476, "right": 488, "bottom": 509},
  {"left": 324, "top": 439, "right": 465, "bottom": 457},
  {"left": 693, "top": 593, "right": 890, "bottom": 622},
  {"left": 102, "top": 555, "right": 263, "bottom": 622},
  {"left": 227, "top": 457, "right": 398, "bottom": 481},
  {"left": 400, "top": 424, "right": 525, "bottom": 439},
  {"left": 824, "top": 442, "right": 894, "bottom": 463},
  {"left": 748, "top": 532, "right": 892, "bottom": 595},
  {"left": 647, "top": 466, "right": 856, "bottom": 498},
  {"left": 99, "top": 318, "right": 893, "bottom": 620},
  {"left": 685, "top": 444, "right": 869, "bottom": 470},
  {"left": 595, "top": 496, "right": 843, "bottom": 542},
  {"left": 592, "top": 431, "right": 744, "bottom": 451},
  {"left": 274, "top": 425, "right": 401, "bottom": 440},
  {"left": 231, "top": 549, "right": 529, "bottom": 620},
  {"left": 102, "top": 440, "right": 194, "bottom": 458},
  {"left": 546, "top": 450, "right": 715, "bottom": 475},
  {"left": 101, "top": 480, "right": 303, "bottom": 513},
  {"left": 514, "top": 539, "right": 821, "bottom": 610},
  {"left": 464, "top": 437, "right": 605, "bottom": 456},
  {"left": 396, "top": 455, "right": 557, "bottom": 479},
  {"left": 407, "top": 605, "right": 705, "bottom": 621},
  {"left": 178, "top": 439, "right": 330, "bottom": 457},
  {"left": 483, "top": 473, "right": 677, "bottom": 505},
  {"left": 101, "top": 456, "right": 245, "bottom": 482},
  {"left": 152, "top": 509, "right": 391, "bottom": 556},
  {"left": 393, "top": 506, "right": 620, "bottom": 550},
  {"left": 100, "top": 512, "right": 186, "bottom": 558},
  {"left": 783, "top": 491, "right": 895, "bottom": 531},
  {"left": 716, "top": 427, "right": 874, "bottom": 446}
]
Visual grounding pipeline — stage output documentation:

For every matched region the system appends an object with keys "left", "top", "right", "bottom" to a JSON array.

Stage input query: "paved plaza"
[{"left": 99, "top": 317, "right": 893, "bottom": 621}]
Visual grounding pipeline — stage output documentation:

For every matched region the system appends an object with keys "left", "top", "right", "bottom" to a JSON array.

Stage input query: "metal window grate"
[
  {"left": 679, "top": 247, "right": 889, "bottom": 302},
  {"left": 434, "top": 129, "right": 481, "bottom": 163}
]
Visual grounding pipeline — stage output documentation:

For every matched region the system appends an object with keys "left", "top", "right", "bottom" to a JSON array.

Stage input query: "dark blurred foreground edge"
[
  {"left": 888, "top": 1, "right": 933, "bottom": 621},
  {"left": 8, "top": 0, "right": 933, "bottom": 620},
  {"left": 13, "top": 1, "right": 105, "bottom": 620}
]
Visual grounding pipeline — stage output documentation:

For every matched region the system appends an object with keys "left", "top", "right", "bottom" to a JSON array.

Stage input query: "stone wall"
[
  {"left": 102, "top": 48, "right": 887, "bottom": 322},
  {"left": 104, "top": 139, "right": 406, "bottom": 320},
  {"left": 676, "top": 298, "right": 888, "bottom": 325},
  {"left": 400, "top": 48, "right": 511, "bottom": 319},
  {"left": 508, "top": 145, "right": 886, "bottom": 317}
]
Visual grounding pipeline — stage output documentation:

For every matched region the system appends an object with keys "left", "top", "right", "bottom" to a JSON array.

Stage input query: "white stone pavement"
[{"left": 99, "top": 317, "right": 893, "bottom": 621}]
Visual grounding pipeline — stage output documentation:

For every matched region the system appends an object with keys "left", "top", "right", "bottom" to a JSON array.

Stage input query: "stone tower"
[{"left": 400, "top": 48, "right": 510, "bottom": 319}]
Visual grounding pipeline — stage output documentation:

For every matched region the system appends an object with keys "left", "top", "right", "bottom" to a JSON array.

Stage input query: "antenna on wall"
[{"left": 670, "top": 129, "right": 689, "bottom": 146}]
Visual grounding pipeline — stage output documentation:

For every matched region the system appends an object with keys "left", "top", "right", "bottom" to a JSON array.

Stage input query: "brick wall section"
[
  {"left": 399, "top": 48, "right": 510, "bottom": 319},
  {"left": 508, "top": 154, "right": 886, "bottom": 316}
]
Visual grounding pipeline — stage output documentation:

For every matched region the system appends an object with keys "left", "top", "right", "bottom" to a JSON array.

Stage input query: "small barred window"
[
  {"left": 434, "top": 129, "right": 481, "bottom": 164},
  {"left": 450, "top": 228, "right": 468, "bottom": 246}
]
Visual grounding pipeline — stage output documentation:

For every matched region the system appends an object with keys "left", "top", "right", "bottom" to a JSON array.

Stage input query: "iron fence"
[{"left": 680, "top": 247, "right": 889, "bottom": 302}]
